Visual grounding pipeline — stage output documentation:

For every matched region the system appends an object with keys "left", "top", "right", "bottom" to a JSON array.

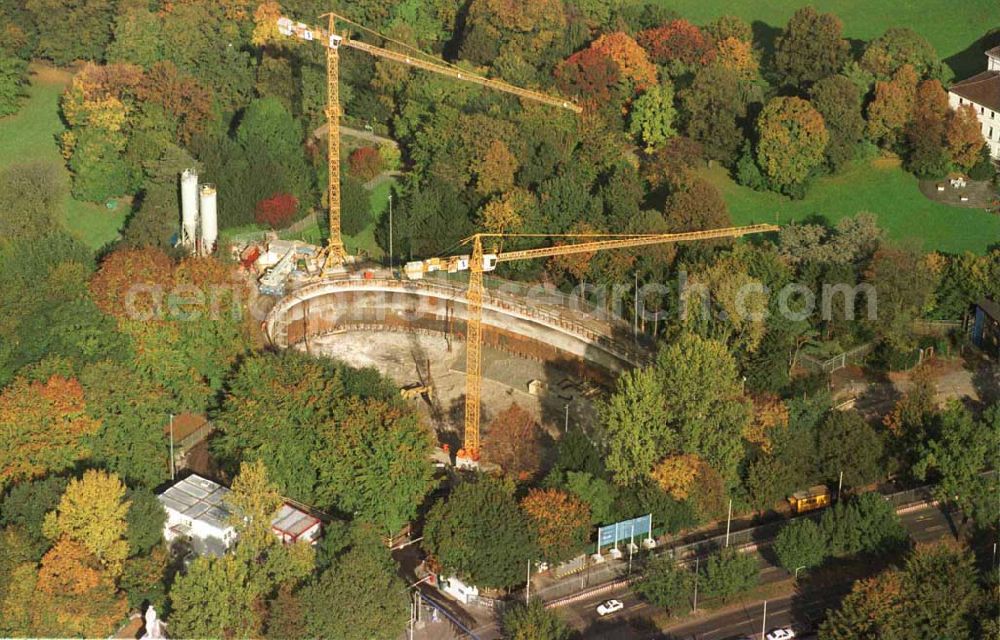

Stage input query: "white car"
[
  {"left": 766, "top": 629, "right": 797, "bottom": 640},
  {"left": 596, "top": 599, "right": 624, "bottom": 616}
]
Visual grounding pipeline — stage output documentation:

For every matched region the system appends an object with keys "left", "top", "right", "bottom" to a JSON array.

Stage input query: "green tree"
[
  {"left": 864, "top": 244, "right": 936, "bottom": 353},
  {"left": 756, "top": 96, "right": 829, "bottom": 191},
  {"left": 0, "top": 475, "right": 68, "bottom": 560},
  {"left": 501, "top": 598, "right": 572, "bottom": 640},
  {"left": 301, "top": 540, "right": 410, "bottom": 640},
  {"left": 106, "top": 0, "right": 163, "bottom": 67},
  {"left": 810, "top": 75, "right": 865, "bottom": 171},
  {"left": 774, "top": 518, "right": 828, "bottom": 573},
  {"left": 80, "top": 360, "right": 172, "bottom": 489},
  {"left": 341, "top": 176, "right": 372, "bottom": 236},
  {"left": 700, "top": 548, "right": 758, "bottom": 602},
  {"left": 680, "top": 64, "right": 749, "bottom": 164},
  {"left": 600, "top": 367, "right": 668, "bottom": 485},
  {"left": 563, "top": 471, "right": 616, "bottom": 525},
  {"left": 313, "top": 398, "right": 434, "bottom": 536},
  {"left": 26, "top": 0, "right": 115, "bottom": 64},
  {"left": 773, "top": 7, "right": 850, "bottom": 87},
  {"left": 212, "top": 351, "right": 348, "bottom": 504},
  {"left": 629, "top": 83, "right": 677, "bottom": 151},
  {"left": 0, "top": 50, "right": 27, "bottom": 116},
  {"left": 914, "top": 402, "right": 995, "bottom": 525},
  {"left": 168, "top": 554, "right": 263, "bottom": 639},
  {"left": 635, "top": 552, "right": 694, "bottom": 615},
  {"left": 124, "top": 487, "right": 165, "bottom": 557},
  {"left": 423, "top": 475, "right": 535, "bottom": 589},
  {"left": 654, "top": 334, "right": 751, "bottom": 484},
  {"left": 861, "top": 27, "right": 947, "bottom": 81},
  {"left": 0, "top": 162, "right": 64, "bottom": 243},
  {"left": 815, "top": 410, "right": 884, "bottom": 488},
  {"left": 68, "top": 128, "right": 139, "bottom": 202},
  {"left": 820, "top": 492, "right": 907, "bottom": 558}
]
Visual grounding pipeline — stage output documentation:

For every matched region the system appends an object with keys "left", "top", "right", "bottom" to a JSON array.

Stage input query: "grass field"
[
  {"left": 0, "top": 66, "right": 125, "bottom": 250},
  {"left": 654, "top": 0, "right": 1000, "bottom": 78},
  {"left": 657, "top": 0, "right": 1000, "bottom": 78},
  {"left": 703, "top": 159, "right": 1000, "bottom": 254}
]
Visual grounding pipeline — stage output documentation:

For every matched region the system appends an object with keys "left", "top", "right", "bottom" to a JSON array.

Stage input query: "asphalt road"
[{"left": 556, "top": 501, "right": 959, "bottom": 640}]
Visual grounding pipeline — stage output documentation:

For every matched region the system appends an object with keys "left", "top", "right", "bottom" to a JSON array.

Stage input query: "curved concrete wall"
[{"left": 265, "top": 278, "right": 648, "bottom": 375}]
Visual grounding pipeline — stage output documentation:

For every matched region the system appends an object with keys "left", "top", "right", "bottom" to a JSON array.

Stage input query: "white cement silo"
[
  {"left": 180, "top": 169, "right": 199, "bottom": 249},
  {"left": 199, "top": 184, "right": 218, "bottom": 256}
]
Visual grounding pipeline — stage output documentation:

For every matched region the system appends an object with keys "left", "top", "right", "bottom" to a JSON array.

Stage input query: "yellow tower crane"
[
  {"left": 274, "top": 14, "right": 582, "bottom": 270},
  {"left": 404, "top": 224, "right": 780, "bottom": 467}
]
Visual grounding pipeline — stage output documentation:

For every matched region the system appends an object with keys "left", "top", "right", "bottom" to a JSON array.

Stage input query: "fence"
[{"left": 800, "top": 342, "right": 873, "bottom": 373}]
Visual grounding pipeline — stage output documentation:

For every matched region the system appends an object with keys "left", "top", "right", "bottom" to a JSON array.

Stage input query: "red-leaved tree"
[
  {"left": 638, "top": 20, "right": 716, "bottom": 67},
  {"left": 348, "top": 146, "right": 382, "bottom": 181},
  {"left": 255, "top": 193, "right": 299, "bottom": 229}
]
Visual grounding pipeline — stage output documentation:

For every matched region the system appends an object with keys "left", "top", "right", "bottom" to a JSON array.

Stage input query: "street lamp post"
[
  {"left": 169, "top": 413, "right": 175, "bottom": 480},
  {"left": 692, "top": 555, "right": 699, "bottom": 613},
  {"left": 388, "top": 193, "right": 393, "bottom": 274},
  {"left": 725, "top": 499, "right": 733, "bottom": 547},
  {"left": 761, "top": 599, "right": 768, "bottom": 638}
]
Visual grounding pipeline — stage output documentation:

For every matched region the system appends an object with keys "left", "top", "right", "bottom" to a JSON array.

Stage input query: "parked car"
[
  {"left": 596, "top": 599, "right": 625, "bottom": 616},
  {"left": 766, "top": 628, "right": 797, "bottom": 640}
]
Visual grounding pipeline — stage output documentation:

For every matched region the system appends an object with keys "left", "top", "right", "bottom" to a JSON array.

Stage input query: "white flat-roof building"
[
  {"left": 948, "top": 46, "right": 1000, "bottom": 161},
  {"left": 158, "top": 474, "right": 322, "bottom": 557}
]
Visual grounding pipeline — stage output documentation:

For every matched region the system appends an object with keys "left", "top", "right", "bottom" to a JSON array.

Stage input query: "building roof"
[
  {"left": 950, "top": 70, "right": 1000, "bottom": 111},
  {"left": 271, "top": 503, "right": 321, "bottom": 538},
  {"left": 158, "top": 474, "right": 233, "bottom": 531},
  {"left": 987, "top": 45, "right": 1000, "bottom": 59}
]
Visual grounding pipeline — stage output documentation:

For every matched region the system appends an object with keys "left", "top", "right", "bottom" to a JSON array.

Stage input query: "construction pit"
[{"left": 265, "top": 273, "right": 654, "bottom": 451}]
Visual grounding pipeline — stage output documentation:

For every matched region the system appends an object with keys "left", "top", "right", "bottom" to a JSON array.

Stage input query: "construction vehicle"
[
  {"left": 404, "top": 225, "right": 780, "bottom": 467},
  {"left": 788, "top": 485, "right": 831, "bottom": 514},
  {"left": 273, "top": 13, "right": 581, "bottom": 273},
  {"left": 400, "top": 384, "right": 433, "bottom": 401}
]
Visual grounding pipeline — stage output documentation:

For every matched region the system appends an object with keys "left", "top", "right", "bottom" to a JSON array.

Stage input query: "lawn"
[
  {"left": 653, "top": 0, "right": 1000, "bottom": 78},
  {"left": 703, "top": 159, "right": 1000, "bottom": 254},
  {"left": 0, "top": 65, "right": 125, "bottom": 250}
]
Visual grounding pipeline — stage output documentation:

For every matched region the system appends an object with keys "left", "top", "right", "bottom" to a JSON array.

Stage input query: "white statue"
[{"left": 141, "top": 605, "right": 165, "bottom": 639}]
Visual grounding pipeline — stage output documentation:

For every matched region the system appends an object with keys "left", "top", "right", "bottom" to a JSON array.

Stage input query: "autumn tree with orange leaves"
[
  {"left": 521, "top": 488, "right": 591, "bottom": 563},
  {"left": 590, "top": 32, "right": 658, "bottom": 91},
  {"left": 0, "top": 376, "right": 100, "bottom": 491},
  {"left": 32, "top": 537, "right": 128, "bottom": 638},
  {"left": 946, "top": 104, "right": 986, "bottom": 170},
  {"left": 866, "top": 64, "right": 919, "bottom": 147},
  {"left": 484, "top": 403, "right": 544, "bottom": 479}
]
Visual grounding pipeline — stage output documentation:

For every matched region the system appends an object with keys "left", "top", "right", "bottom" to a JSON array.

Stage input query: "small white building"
[
  {"left": 158, "top": 474, "right": 321, "bottom": 557},
  {"left": 271, "top": 503, "right": 322, "bottom": 545},
  {"left": 948, "top": 46, "right": 1000, "bottom": 161}
]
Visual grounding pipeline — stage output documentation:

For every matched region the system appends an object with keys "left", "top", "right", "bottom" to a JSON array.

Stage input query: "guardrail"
[{"left": 266, "top": 277, "right": 653, "bottom": 366}]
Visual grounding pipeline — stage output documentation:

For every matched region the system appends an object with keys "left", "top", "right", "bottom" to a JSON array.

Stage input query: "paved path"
[{"left": 312, "top": 122, "right": 398, "bottom": 147}]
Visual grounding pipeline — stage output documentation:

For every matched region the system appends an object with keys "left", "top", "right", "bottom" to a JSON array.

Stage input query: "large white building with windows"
[{"left": 948, "top": 46, "right": 1000, "bottom": 161}]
